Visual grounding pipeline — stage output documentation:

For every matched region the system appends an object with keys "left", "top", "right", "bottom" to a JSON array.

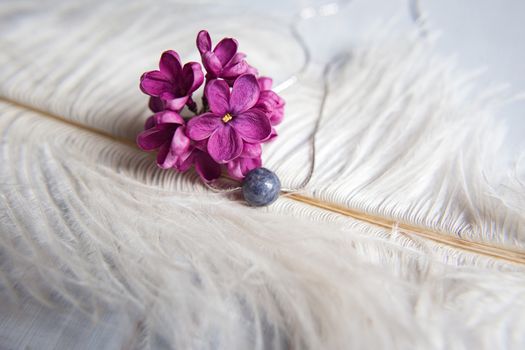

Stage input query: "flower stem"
[{"left": 198, "top": 95, "right": 209, "bottom": 115}]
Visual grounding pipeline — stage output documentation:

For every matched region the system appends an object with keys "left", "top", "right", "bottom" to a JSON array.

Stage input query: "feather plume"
[{"left": 0, "top": 0, "right": 524, "bottom": 349}]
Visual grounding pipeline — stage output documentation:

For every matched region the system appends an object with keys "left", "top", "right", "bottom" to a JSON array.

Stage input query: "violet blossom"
[
  {"left": 196, "top": 30, "right": 255, "bottom": 83},
  {"left": 137, "top": 112, "right": 221, "bottom": 182},
  {"left": 226, "top": 143, "right": 262, "bottom": 180},
  {"left": 136, "top": 110, "right": 190, "bottom": 170},
  {"left": 140, "top": 50, "right": 203, "bottom": 112},
  {"left": 137, "top": 30, "right": 285, "bottom": 182},
  {"left": 171, "top": 130, "right": 222, "bottom": 182},
  {"left": 186, "top": 74, "right": 271, "bottom": 163},
  {"left": 256, "top": 77, "right": 285, "bottom": 126}
]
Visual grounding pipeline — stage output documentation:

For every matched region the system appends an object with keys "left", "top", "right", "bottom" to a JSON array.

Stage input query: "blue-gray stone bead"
[{"left": 242, "top": 168, "right": 281, "bottom": 206}]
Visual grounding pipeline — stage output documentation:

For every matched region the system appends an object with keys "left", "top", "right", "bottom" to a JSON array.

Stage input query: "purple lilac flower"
[
  {"left": 226, "top": 143, "right": 262, "bottom": 180},
  {"left": 186, "top": 74, "right": 271, "bottom": 163},
  {"left": 136, "top": 110, "right": 190, "bottom": 170},
  {"left": 256, "top": 77, "right": 285, "bottom": 125},
  {"left": 138, "top": 31, "right": 286, "bottom": 182},
  {"left": 138, "top": 113, "right": 221, "bottom": 182},
  {"left": 148, "top": 96, "right": 165, "bottom": 114},
  {"left": 172, "top": 130, "right": 222, "bottom": 182},
  {"left": 196, "top": 30, "right": 255, "bottom": 84},
  {"left": 140, "top": 50, "right": 203, "bottom": 111},
  {"left": 189, "top": 147, "right": 222, "bottom": 182}
]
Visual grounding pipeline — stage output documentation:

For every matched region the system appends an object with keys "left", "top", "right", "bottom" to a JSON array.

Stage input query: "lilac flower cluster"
[{"left": 137, "top": 30, "right": 285, "bottom": 182}]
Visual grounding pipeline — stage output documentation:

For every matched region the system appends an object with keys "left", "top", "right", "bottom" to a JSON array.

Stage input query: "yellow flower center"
[{"left": 222, "top": 113, "right": 233, "bottom": 123}]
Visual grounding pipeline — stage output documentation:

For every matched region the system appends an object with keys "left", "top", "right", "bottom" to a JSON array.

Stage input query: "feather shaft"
[{"left": 3, "top": 96, "right": 524, "bottom": 265}]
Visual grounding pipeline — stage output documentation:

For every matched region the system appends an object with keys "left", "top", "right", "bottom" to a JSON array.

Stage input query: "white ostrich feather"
[{"left": 0, "top": 0, "right": 524, "bottom": 349}]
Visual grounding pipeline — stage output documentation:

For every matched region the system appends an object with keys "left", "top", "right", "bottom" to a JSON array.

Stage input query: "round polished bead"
[{"left": 242, "top": 168, "right": 281, "bottom": 207}]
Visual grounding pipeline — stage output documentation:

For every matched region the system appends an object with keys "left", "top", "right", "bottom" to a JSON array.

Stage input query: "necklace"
[
  {"left": 201, "top": 3, "right": 353, "bottom": 206},
  {"left": 208, "top": 55, "right": 342, "bottom": 207}
]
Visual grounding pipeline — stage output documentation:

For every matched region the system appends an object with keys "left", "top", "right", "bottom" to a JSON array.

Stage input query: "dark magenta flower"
[
  {"left": 196, "top": 30, "right": 251, "bottom": 83},
  {"left": 256, "top": 77, "right": 285, "bottom": 126},
  {"left": 226, "top": 143, "right": 262, "bottom": 180},
  {"left": 186, "top": 74, "right": 272, "bottom": 163},
  {"left": 187, "top": 143, "right": 222, "bottom": 182},
  {"left": 137, "top": 112, "right": 221, "bottom": 182},
  {"left": 138, "top": 30, "right": 285, "bottom": 183},
  {"left": 137, "top": 110, "right": 190, "bottom": 170},
  {"left": 148, "top": 96, "right": 165, "bottom": 114},
  {"left": 140, "top": 50, "right": 203, "bottom": 111},
  {"left": 171, "top": 131, "right": 221, "bottom": 182}
]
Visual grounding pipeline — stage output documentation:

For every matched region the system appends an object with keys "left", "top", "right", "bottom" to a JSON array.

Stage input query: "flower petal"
[
  {"left": 213, "top": 38, "right": 238, "bottom": 66},
  {"left": 163, "top": 96, "right": 188, "bottom": 111},
  {"left": 153, "top": 110, "right": 184, "bottom": 125},
  {"left": 207, "top": 125, "right": 243, "bottom": 163},
  {"left": 136, "top": 124, "right": 173, "bottom": 150},
  {"left": 186, "top": 112, "right": 222, "bottom": 140},
  {"left": 241, "top": 157, "right": 262, "bottom": 176},
  {"left": 182, "top": 62, "right": 204, "bottom": 94},
  {"left": 159, "top": 50, "right": 182, "bottom": 82},
  {"left": 231, "top": 108, "right": 271, "bottom": 143},
  {"left": 258, "top": 90, "right": 279, "bottom": 106},
  {"left": 172, "top": 126, "right": 191, "bottom": 154},
  {"left": 157, "top": 126, "right": 191, "bottom": 169},
  {"left": 270, "top": 105, "right": 285, "bottom": 125},
  {"left": 175, "top": 152, "right": 194, "bottom": 172},
  {"left": 246, "top": 64, "right": 259, "bottom": 76},
  {"left": 194, "top": 151, "right": 221, "bottom": 182},
  {"left": 226, "top": 159, "right": 243, "bottom": 180},
  {"left": 241, "top": 142, "right": 262, "bottom": 158},
  {"left": 226, "top": 156, "right": 261, "bottom": 180},
  {"left": 221, "top": 60, "right": 248, "bottom": 79},
  {"left": 229, "top": 74, "right": 260, "bottom": 114},
  {"left": 140, "top": 71, "right": 173, "bottom": 98},
  {"left": 257, "top": 76, "right": 273, "bottom": 91},
  {"left": 202, "top": 52, "right": 222, "bottom": 77},
  {"left": 157, "top": 141, "right": 176, "bottom": 169},
  {"left": 267, "top": 127, "right": 278, "bottom": 141},
  {"left": 196, "top": 30, "right": 212, "bottom": 54},
  {"left": 229, "top": 52, "right": 246, "bottom": 65},
  {"left": 254, "top": 97, "right": 274, "bottom": 115},
  {"left": 144, "top": 115, "right": 156, "bottom": 130},
  {"left": 194, "top": 139, "right": 208, "bottom": 152},
  {"left": 205, "top": 79, "right": 230, "bottom": 115},
  {"left": 148, "top": 97, "right": 164, "bottom": 113},
  {"left": 257, "top": 90, "right": 285, "bottom": 125}
]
